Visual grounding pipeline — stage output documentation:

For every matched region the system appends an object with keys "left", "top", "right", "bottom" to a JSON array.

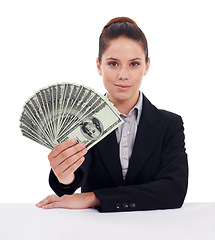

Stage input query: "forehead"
[{"left": 104, "top": 37, "right": 145, "bottom": 59}]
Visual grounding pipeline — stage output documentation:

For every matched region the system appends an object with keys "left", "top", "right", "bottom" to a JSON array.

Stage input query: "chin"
[{"left": 115, "top": 95, "right": 131, "bottom": 102}]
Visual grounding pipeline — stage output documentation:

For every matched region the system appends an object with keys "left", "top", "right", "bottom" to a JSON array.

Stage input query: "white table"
[{"left": 0, "top": 203, "right": 215, "bottom": 240}]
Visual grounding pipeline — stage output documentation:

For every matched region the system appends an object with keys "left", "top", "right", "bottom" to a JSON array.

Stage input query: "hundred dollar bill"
[
  {"left": 57, "top": 85, "right": 95, "bottom": 135},
  {"left": 20, "top": 123, "right": 53, "bottom": 149},
  {"left": 57, "top": 90, "right": 103, "bottom": 139},
  {"left": 56, "top": 83, "right": 82, "bottom": 136},
  {"left": 21, "top": 101, "right": 53, "bottom": 146},
  {"left": 56, "top": 100, "right": 124, "bottom": 149},
  {"left": 20, "top": 82, "right": 124, "bottom": 150}
]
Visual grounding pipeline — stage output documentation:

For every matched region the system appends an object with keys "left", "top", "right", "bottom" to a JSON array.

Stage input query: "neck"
[{"left": 108, "top": 92, "right": 140, "bottom": 115}]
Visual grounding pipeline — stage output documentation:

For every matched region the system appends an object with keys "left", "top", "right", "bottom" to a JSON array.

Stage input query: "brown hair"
[{"left": 98, "top": 17, "right": 149, "bottom": 63}]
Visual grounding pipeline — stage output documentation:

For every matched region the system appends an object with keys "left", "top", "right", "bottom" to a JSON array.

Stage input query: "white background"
[{"left": 0, "top": 0, "right": 214, "bottom": 203}]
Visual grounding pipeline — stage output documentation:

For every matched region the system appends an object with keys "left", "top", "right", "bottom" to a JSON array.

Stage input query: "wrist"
[
  {"left": 57, "top": 173, "right": 75, "bottom": 189},
  {"left": 59, "top": 172, "right": 75, "bottom": 186},
  {"left": 86, "top": 192, "right": 100, "bottom": 207}
]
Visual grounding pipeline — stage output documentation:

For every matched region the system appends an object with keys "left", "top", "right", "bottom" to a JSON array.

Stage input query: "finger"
[
  {"left": 60, "top": 156, "right": 85, "bottom": 177},
  {"left": 36, "top": 194, "right": 59, "bottom": 208},
  {"left": 49, "top": 143, "right": 87, "bottom": 170},
  {"left": 53, "top": 142, "right": 87, "bottom": 166},
  {"left": 41, "top": 201, "right": 64, "bottom": 209},
  {"left": 56, "top": 156, "right": 85, "bottom": 183},
  {"left": 49, "top": 138, "right": 77, "bottom": 159},
  {"left": 36, "top": 196, "right": 49, "bottom": 206},
  {"left": 42, "top": 195, "right": 74, "bottom": 209},
  {"left": 55, "top": 147, "right": 87, "bottom": 173},
  {"left": 36, "top": 196, "right": 50, "bottom": 208}
]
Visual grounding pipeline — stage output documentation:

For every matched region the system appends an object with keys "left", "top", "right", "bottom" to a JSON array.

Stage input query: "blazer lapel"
[
  {"left": 96, "top": 94, "right": 162, "bottom": 186},
  {"left": 96, "top": 131, "right": 124, "bottom": 186},
  {"left": 125, "top": 95, "right": 162, "bottom": 184}
]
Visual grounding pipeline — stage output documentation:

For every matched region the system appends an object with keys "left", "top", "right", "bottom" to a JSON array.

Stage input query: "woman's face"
[{"left": 97, "top": 37, "right": 150, "bottom": 106}]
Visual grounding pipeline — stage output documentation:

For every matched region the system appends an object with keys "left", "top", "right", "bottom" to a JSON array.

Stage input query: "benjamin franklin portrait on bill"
[{"left": 80, "top": 117, "right": 103, "bottom": 140}]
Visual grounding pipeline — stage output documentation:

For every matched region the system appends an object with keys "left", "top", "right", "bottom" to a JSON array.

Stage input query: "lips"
[{"left": 115, "top": 84, "right": 131, "bottom": 90}]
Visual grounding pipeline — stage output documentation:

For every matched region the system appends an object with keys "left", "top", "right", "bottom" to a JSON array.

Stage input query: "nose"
[{"left": 118, "top": 66, "right": 129, "bottom": 80}]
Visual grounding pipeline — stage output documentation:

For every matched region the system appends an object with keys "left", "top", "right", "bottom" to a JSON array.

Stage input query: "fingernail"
[
  {"left": 80, "top": 143, "right": 86, "bottom": 148},
  {"left": 82, "top": 148, "right": 87, "bottom": 154}
]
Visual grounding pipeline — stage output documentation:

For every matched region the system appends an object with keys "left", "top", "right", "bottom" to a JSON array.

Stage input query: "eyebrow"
[
  {"left": 129, "top": 58, "right": 142, "bottom": 61},
  {"left": 106, "top": 57, "right": 142, "bottom": 61},
  {"left": 106, "top": 57, "right": 118, "bottom": 61}
]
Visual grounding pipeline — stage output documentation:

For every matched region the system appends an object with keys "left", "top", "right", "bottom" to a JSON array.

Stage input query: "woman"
[{"left": 37, "top": 17, "right": 188, "bottom": 212}]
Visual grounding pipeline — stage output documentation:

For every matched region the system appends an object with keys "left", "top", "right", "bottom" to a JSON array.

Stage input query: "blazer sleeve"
[
  {"left": 94, "top": 115, "right": 188, "bottom": 212},
  {"left": 49, "top": 168, "right": 83, "bottom": 197}
]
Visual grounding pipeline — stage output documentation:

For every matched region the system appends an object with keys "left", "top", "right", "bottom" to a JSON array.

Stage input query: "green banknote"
[{"left": 20, "top": 83, "right": 124, "bottom": 149}]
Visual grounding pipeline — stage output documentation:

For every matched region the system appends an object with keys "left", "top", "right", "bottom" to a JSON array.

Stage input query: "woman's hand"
[
  {"left": 36, "top": 193, "right": 100, "bottom": 209},
  {"left": 49, "top": 138, "right": 88, "bottom": 185}
]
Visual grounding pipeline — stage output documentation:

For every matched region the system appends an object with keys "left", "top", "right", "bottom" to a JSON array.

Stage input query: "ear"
[
  {"left": 143, "top": 58, "right": 150, "bottom": 76},
  {"left": 96, "top": 58, "right": 102, "bottom": 76}
]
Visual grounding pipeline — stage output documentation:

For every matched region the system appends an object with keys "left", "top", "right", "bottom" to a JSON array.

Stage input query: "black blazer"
[{"left": 49, "top": 94, "right": 188, "bottom": 212}]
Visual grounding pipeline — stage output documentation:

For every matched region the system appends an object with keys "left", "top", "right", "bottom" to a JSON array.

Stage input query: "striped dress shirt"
[{"left": 115, "top": 92, "right": 143, "bottom": 179}]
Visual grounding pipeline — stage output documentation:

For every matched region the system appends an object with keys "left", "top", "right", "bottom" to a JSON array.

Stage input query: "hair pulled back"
[{"left": 98, "top": 17, "right": 149, "bottom": 63}]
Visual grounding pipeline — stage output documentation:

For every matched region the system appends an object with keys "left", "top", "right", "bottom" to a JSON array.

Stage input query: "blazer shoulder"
[
  {"left": 143, "top": 94, "right": 183, "bottom": 124},
  {"left": 157, "top": 108, "right": 182, "bottom": 122},
  {"left": 154, "top": 109, "right": 185, "bottom": 143}
]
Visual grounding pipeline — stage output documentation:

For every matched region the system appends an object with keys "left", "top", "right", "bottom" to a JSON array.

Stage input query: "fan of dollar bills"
[{"left": 19, "top": 83, "right": 124, "bottom": 150}]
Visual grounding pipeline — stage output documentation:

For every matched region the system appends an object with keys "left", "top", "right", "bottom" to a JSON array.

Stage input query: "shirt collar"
[
  {"left": 104, "top": 91, "right": 143, "bottom": 123},
  {"left": 120, "top": 92, "right": 143, "bottom": 123}
]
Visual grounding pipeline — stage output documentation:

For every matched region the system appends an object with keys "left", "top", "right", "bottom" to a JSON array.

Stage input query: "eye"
[
  {"left": 130, "top": 62, "right": 140, "bottom": 67},
  {"left": 108, "top": 61, "right": 118, "bottom": 67}
]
